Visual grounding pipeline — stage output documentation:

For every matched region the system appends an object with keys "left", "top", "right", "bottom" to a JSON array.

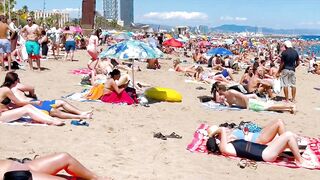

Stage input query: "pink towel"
[
  {"left": 187, "top": 124, "right": 320, "bottom": 170},
  {"left": 70, "top": 68, "right": 92, "bottom": 75}
]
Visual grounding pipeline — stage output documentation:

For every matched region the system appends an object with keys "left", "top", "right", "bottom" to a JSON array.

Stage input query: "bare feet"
[{"left": 81, "top": 110, "right": 93, "bottom": 119}]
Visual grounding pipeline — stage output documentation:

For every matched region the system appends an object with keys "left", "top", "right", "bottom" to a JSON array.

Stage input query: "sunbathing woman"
[
  {"left": 0, "top": 84, "right": 64, "bottom": 126},
  {"left": 4, "top": 72, "right": 93, "bottom": 120},
  {"left": 101, "top": 69, "right": 135, "bottom": 105},
  {"left": 239, "top": 66, "right": 253, "bottom": 87},
  {"left": 173, "top": 59, "right": 196, "bottom": 74},
  {"left": 206, "top": 126, "right": 314, "bottom": 168},
  {"left": 194, "top": 66, "right": 233, "bottom": 84},
  {"left": 0, "top": 152, "right": 110, "bottom": 179},
  {"left": 214, "top": 84, "right": 296, "bottom": 113},
  {"left": 207, "top": 119, "right": 287, "bottom": 145}
]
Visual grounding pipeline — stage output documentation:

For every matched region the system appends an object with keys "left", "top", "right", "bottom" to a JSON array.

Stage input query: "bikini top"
[{"left": 1, "top": 97, "right": 11, "bottom": 105}]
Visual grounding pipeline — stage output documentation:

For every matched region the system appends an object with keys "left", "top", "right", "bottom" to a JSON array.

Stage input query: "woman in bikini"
[
  {"left": 0, "top": 152, "right": 110, "bottom": 180},
  {"left": 173, "top": 59, "right": 196, "bottom": 74},
  {"left": 206, "top": 126, "right": 314, "bottom": 168},
  {"left": 87, "top": 30, "right": 100, "bottom": 70},
  {"left": 0, "top": 82, "right": 64, "bottom": 126},
  {"left": 4, "top": 72, "right": 93, "bottom": 120},
  {"left": 101, "top": 69, "right": 135, "bottom": 105}
]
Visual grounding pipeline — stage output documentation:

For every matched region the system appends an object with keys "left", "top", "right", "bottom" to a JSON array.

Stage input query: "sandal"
[
  {"left": 166, "top": 132, "right": 182, "bottom": 139},
  {"left": 153, "top": 132, "right": 167, "bottom": 140}
]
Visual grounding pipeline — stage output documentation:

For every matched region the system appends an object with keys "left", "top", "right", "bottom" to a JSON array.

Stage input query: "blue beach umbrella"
[
  {"left": 99, "top": 40, "right": 163, "bottom": 85},
  {"left": 207, "top": 47, "right": 233, "bottom": 56}
]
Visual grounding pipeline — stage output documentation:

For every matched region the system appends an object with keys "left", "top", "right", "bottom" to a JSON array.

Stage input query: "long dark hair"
[
  {"left": 210, "top": 82, "right": 220, "bottom": 101},
  {"left": 109, "top": 69, "right": 120, "bottom": 78},
  {"left": 2, "top": 72, "right": 19, "bottom": 88}
]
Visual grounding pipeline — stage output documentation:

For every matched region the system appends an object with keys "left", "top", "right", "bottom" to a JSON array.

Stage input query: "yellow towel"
[{"left": 86, "top": 84, "right": 105, "bottom": 100}]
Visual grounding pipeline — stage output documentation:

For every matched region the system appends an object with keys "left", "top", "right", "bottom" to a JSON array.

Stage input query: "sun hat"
[{"left": 284, "top": 40, "right": 293, "bottom": 48}]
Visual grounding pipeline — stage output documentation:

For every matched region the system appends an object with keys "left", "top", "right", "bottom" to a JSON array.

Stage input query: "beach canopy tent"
[
  {"left": 207, "top": 47, "right": 233, "bottom": 56},
  {"left": 162, "top": 38, "right": 183, "bottom": 48},
  {"left": 99, "top": 40, "right": 163, "bottom": 85}
]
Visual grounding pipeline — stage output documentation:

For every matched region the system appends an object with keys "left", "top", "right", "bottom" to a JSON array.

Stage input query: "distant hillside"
[
  {"left": 136, "top": 22, "right": 320, "bottom": 35},
  {"left": 211, "top": 24, "right": 320, "bottom": 35}
]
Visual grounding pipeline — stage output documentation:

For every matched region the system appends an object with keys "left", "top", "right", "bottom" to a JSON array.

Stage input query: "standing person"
[
  {"left": 63, "top": 26, "right": 76, "bottom": 61},
  {"left": 20, "top": 16, "right": 41, "bottom": 71},
  {"left": 9, "top": 17, "right": 19, "bottom": 51},
  {"left": 38, "top": 29, "right": 49, "bottom": 59},
  {"left": 277, "top": 40, "right": 299, "bottom": 102},
  {"left": 0, "top": 15, "right": 13, "bottom": 71},
  {"left": 87, "top": 30, "right": 100, "bottom": 70}
]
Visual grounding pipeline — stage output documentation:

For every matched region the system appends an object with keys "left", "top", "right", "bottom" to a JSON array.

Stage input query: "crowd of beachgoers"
[{"left": 0, "top": 14, "right": 320, "bottom": 179}]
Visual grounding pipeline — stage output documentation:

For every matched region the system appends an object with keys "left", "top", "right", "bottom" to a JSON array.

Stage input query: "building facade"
[
  {"left": 103, "top": 0, "right": 118, "bottom": 20},
  {"left": 120, "top": 0, "right": 134, "bottom": 27},
  {"left": 34, "top": 10, "right": 70, "bottom": 27}
]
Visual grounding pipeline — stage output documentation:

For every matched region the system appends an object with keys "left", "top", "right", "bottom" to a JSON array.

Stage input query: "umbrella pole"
[{"left": 132, "top": 59, "right": 135, "bottom": 89}]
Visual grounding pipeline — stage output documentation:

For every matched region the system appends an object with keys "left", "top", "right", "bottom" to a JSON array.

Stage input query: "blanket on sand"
[{"left": 187, "top": 124, "right": 320, "bottom": 170}]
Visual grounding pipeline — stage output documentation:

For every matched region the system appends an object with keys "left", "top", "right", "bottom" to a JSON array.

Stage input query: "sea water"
[{"left": 299, "top": 35, "right": 320, "bottom": 59}]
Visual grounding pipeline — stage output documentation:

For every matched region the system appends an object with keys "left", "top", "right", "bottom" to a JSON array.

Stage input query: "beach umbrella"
[
  {"left": 207, "top": 47, "right": 233, "bottom": 56},
  {"left": 162, "top": 38, "right": 183, "bottom": 48},
  {"left": 99, "top": 40, "right": 163, "bottom": 85}
]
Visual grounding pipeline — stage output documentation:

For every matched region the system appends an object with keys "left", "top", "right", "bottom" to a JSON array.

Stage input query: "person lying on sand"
[
  {"left": 213, "top": 84, "right": 296, "bottom": 114},
  {"left": 0, "top": 85, "right": 64, "bottom": 126},
  {"left": 4, "top": 72, "right": 93, "bottom": 120},
  {"left": 0, "top": 152, "right": 110, "bottom": 180},
  {"left": 173, "top": 59, "right": 196, "bottom": 74},
  {"left": 206, "top": 119, "right": 296, "bottom": 145},
  {"left": 206, "top": 126, "right": 315, "bottom": 168},
  {"left": 194, "top": 66, "right": 234, "bottom": 84}
]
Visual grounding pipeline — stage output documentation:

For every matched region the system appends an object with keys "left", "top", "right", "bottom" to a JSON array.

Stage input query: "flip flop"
[
  {"left": 166, "top": 132, "right": 182, "bottom": 139},
  {"left": 153, "top": 132, "right": 167, "bottom": 140}
]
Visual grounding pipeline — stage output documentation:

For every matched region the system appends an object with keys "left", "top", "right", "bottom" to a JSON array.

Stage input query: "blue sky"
[{"left": 15, "top": 0, "right": 320, "bottom": 29}]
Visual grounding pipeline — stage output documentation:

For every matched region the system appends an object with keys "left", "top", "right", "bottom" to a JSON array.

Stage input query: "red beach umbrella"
[{"left": 163, "top": 38, "right": 183, "bottom": 48}]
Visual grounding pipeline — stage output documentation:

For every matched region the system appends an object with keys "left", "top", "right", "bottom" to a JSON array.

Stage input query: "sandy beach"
[{"left": 0, "top": 49, "right": 320, "bottom": 180}]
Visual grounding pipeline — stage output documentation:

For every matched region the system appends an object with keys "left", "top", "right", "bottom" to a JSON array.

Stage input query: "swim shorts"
[
  {"left": 0, "top": 39, "right": 11, "bottom": 53},
  {"left": 65, "top": 41, "right": 76, "bottom": 52},
  {"left": 25, "top": 40, "right": 40, "bottom": 55},
  {"left": 33, "top": 100, "right": 56, "bottom": 113},
  {"left": 281, "top": 69, "right": 296, "bottom": 87},
  {"left": 248, "top": 99, "right": 269, "bottom": 112}
]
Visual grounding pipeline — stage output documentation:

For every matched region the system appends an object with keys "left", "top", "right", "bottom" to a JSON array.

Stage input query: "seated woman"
[
  {"left": 0, "top": 86, "right": 64, "bottom": 126},
  {"left": 4, "top": 72, "right": 93, "bottom": 120},
  {"left": 0, "top": 152, "right": 110, "bottom": 179},
  {"left": 101, "top": 69, "right": 135, "bottom": 105},
  {"left": 207, "top": 119, "right": 286, "bottom": 145},
  {"left": 206, "top": 126, "right": 313, "bottom": 168},
  {"left": 173, "top": 59, "right": 196, "bottom": 74},
  {"left": 214, "top": 84, "right": 296, "bottom": 113}
]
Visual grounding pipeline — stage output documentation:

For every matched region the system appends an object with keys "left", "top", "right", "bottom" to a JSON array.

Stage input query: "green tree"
[{"left": 0, "top": 0, "right": 16, "bottom": 16}]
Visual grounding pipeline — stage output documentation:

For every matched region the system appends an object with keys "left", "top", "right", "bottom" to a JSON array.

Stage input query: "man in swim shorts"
[
  {"left": 20, "top": 16, "right": 41, "bottom": 71},
  {"left": 0, "top": 15, "right": 14, "bottom": 71}
]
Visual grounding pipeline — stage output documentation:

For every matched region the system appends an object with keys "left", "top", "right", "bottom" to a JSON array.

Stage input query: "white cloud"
[
  {"left": 143, "top": 11, "right": 208, "bottom": 20},
  {"left": 220, "top": 16, "right": 248, "bottom": 21},
  {"left": 52, "top": 8, "right": 80, "bottom": 13}
]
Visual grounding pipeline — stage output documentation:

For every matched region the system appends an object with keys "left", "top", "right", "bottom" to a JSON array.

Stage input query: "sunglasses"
[{"left": 27, "top": 19, "right": 32, "bottom": 21}]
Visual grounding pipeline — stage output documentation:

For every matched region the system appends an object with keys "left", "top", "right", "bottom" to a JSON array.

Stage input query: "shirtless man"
[
  {"left": 0, "top": 15, "right": 14, "bottom": 71},
  {"left": 20, "top": 16, "right": 41, "bottom": 71},
  {"left": 216, "top": 84, "right": 296, "bottom": 113},
  {"left": 246, "top": 66, "right": 276, "bottom": 98}
]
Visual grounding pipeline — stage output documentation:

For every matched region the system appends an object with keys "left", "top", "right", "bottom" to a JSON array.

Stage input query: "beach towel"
[
  {"left": 70, "top": 68, "right": 91, "bottom": 75},
  {"left": 202, "top": 101, "right": 242, "bottom": 111},
  {"left": 187, "top": 124, "right": 320, "bottom": 170},
  {"left": 85, "top": 84, "right": 105, "bottom": 100},
  {"left": 100, "top": 91, "right": 134, "bottom": 105},
  {"left": 62, "top": 89, "right": 101, "bottom": 102},
  {"left": 1, "top": 117, "right": 48, "bottom": 126},
  {"left": 185, "top": 79, "right": 207, "bottom": 85}
]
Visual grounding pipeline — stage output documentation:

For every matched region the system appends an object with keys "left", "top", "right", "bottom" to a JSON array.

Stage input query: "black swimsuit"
[{"left": 231, "top": 139, "right": 267, "bottom": 161}]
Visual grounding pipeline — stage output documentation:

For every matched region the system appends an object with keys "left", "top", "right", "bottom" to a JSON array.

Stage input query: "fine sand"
[{"left": 0, "top": 50, "right": 320, "bottom": 180}]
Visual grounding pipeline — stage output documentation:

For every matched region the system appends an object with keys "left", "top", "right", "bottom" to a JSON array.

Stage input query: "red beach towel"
[{"left": 187, "top": 124, "right": 320, "bottom": 170}]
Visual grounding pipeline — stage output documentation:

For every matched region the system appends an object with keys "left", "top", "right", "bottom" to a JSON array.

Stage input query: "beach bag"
[
  {"left": 86, "top": 84, "right": 105, "bottom": 100},
  {"left": 80, "top": 75, "right": 91, "bottom": 85},
  {"left": 125, "top": 87, "right": 139, "bottom": 103},
  {"left": 273, "top": 78, "right": 281, "bottom": 94}
]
